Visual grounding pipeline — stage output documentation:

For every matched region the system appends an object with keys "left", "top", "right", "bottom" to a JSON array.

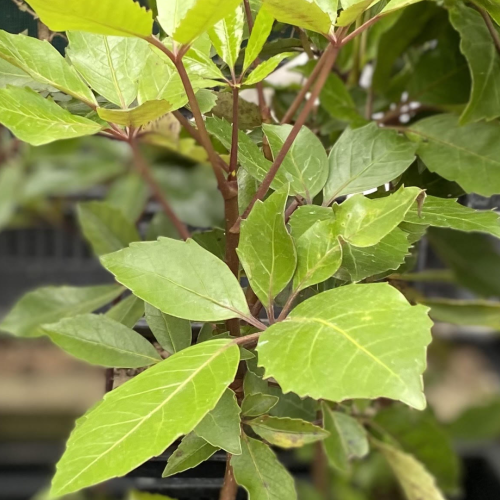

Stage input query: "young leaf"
[
  {"left": 231, "top": 434, "right": 298, "bottom": 500},
  {"left": 77, "top": 201, "right": 141, "bottom": 256},
  {"left": 42, "top": 314, "right": 161, "bottom": 368},
  {"left": 332, "top": 187, "right": 422, "bottom": 247},
  {"left": 323, "top": 123, "right": 417, "bottom": 203},
  {"left": 97, "top": 100, "right": 172, "bottom": 127},
  {"left": 244, "top": 52, "right": 296, "bottom": 85},
  {"left": 0, "top": 30, "right": 96, "bottom": 106},
  {"left": 381, "top": 0, "right": 424, "bottom": 14},
  {"left": 194, "top": 389, "right": 242, "bottom": 455},
  {"left": 449, "top": 4, "right": 500, "bottom": 124},
  {"left": 321, "top": 403, "right": 369, "bottom": 472},
  {"left": 289, "top": 205, "right": 335, "bottom": 239},
  {"left": 293, "top": 218, "right": 343, "bottom": 292},
  {"left": 262, "top": 0, "right": 332, "bottom": 33},
  {"left": 163, "top": 433, "right": 219, "bottom": 478},
  {"left": 337, "top": 0, "right": 374, "bottom": 27},
  {"left": 145, "top": 303, "right": 192, "bottom": 354},
  {"left": 241, "top": 393, "right": 280, "bottom": 417},
  {"left": 238, "top": 188, "right": 297, "bottom": 308},
  {"left": 243, "top": 7, "right": 275, "bottom": 72},
  {"left": 101, "top": 238, "right": 250, "bottom": 322},
  {"left": 106, "top": 295, "right": 144, "bottom": 328},
  {"left": 247, "top": 416, "right": 329, "bottom": 448},
  {"left": 408, "top": 114, "right": 500, "bottom": 196},
  {"left": 25, "top": 0, "right": 153, "bottom": 38},
  {"left": 263, "top": 124, "right": 329, "bottom": 201},
  {"left": 404, "top": 196, "right": 500, "bottom": 237},
  {"left": 50, "top": 339, "right": 240, "bottom": 496},
  {"left": 67, "top": 32, "right": 149, "bottom": 109},
  {"left": 208, "top": 6, "right": 245, "bottom": 71},
  {"left": 315, "top": 0, "right": 339, "bottom": 23},
  {"left": 0, "top": 284, "right": 123, "bottom": 338},
  {"left": 375, "top": 440, "right": 446, "bottom": 500},
  {"left": 0, "top": 87, "right": 101, "bottom": 146},
  {"left": 257, "top": 283, "right": 433, "bottom": 410}
]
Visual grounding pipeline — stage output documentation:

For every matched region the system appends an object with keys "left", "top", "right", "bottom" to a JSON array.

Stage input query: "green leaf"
[
  {"left": 257, "top": 283, "right": 432, "bottom": 410},
  {"left": 106, "top": 173, "right": 149, "bottom": 223},
  {"left": 43, "top": 314, "right": 161, "bottom": 368},
  {"left": 0, "top": 87, "right": 101, "bottom": 146},
  {"left": 247, "top": 415, "right": 329, "bottom": 448},
  {"left": 97, "top": 100, "right": 172, "bottom": 127},
  {"left": 242, "top": 393, "right": 279, "bottom": 417},
  {"left": 163, "top": 433, "right": 218, "bottom": 478},
  {"left": 337, "top": 228, "right": 412, "bottom": 282},
  {"left": 101, "top": 238, "right": 250, "bottom": 322},
  {"left": 263, "top": 0, "right": 332, "bottom": 33},
  {"left": 0, "top": 30, "right": 96, "bottom": 106},
  {"left": 472, "top": 0, "right": 500, "bottom": 25},
  {"left": 321, "top": 403, "right": 368, "bottom": 472},
  {"left": 0, "top": 162, "right": 23, "bottom": 231},
  {"left": 449, "top": 4, "right": 500, "bottom": 124},
  {"left": 238, "top": 188, "right": 297, "bottom": 308},
  {"left": 289, "top": 205, "right": 334, "bottom": 239},
  {"left": 77, "top": 201, "right": 141, "bottom": 256},
  {"left": 208, "top": 6, "right": 244, "bottom": 70},
  {"left": 157, "top": 0, "right": 244, "bottom": 44},
  {"left": 245, "top": 52, "right": 296, "bottom": 85},
  {"left": 25, "top": 0, "right": 153, "bottom": 38},
  {"left": 130, "top": 491, "right": 178, "bottom": 500},
  {"left": 375, "top": 440, "right": 446, "bottom": 500},
  {"left": 211, "top": 91, "right": 263, "bottom": 129},
  {"left": 195, "top": 89, "right": 218, "bottom": 114},
  {"left": 408, "top": 114, "right": 500, "bottom": 196},
  {"left": 106, "top": 295, "right": 144, "bottom": 328},
  {"left": 263, "top": 124, "right": 329, "bottom": 201},
  {"left": 449, "top": 398, "right": 500, "bottom": 442},
  {"left": 0, "top": 58, "right": 55, "bottom": 91},
  {"left": 50, "top": 339, "right": 240, "bottom": 496},
  {"left": 332, "top": 187, "right": 422, "bottom": 247},
  {"left": 0, "top": 284, "right": 123, "bottom": 338},
  {"left": 67, "top": 32, "right": 149, "bottom": 109},
  {"left": 231, "top": 434, "right": 298, "bottom": 500},
  {"left": 243, "top": 7, "right": 275, "bottom": 71},
  {"left": 337, "top": 0, "right": 374, "bottom": 27},
  {"left": 191, "top": 228, "right": 226, "bottom": 261},
  {"left": 293, "top": 218, "right": 343, "bottom": 292},
  {"left": 323, "top": 123, "right": 417, "bottom": 203},
  {"left": 315, "top": 0, "right": 339, "bottom": 23},
  {"left": 195, "top": 389, "right": 242, "bottom": 454},
  {"left": 381, "top": 0, "right": 424, "bottom": 14},
  {"left": 405, "top": 196, "right": 500, "bottom": 237},
  {"left": 238, "top": 167, "right": 260, "bottom": 215},
  {"left": 144, "top": 303, "right": 192, "bottom": 354}
]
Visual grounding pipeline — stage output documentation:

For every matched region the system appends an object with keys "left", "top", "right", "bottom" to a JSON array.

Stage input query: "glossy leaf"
[
  {"left": 321, "top": 403, "right": 369, "bottom": 472},
  {"left": 144, "top": 303, "right": 192, "bottom": 354},
  {"left": 50, "top": 339, "right": 240, "bottom": 496},
  {"left": 195, "top": 389, "right": 242, "bottom": 454},
  {"left": 257, "top": 283, "right": 432, "bottom": 410},
  {"left": 163, "top": 433, "right": 218, "bottom": 477},
  {"left": 241, "top": 393, "right": 279, "bottom": 417},
  {"left": 0, "top": 284, "right": 123, "bottom": 338},
  {"left": 231, "top": 434, "right": 298, "bottom": 500},
  {"left": 0, "top": 30, "right": 95, "bottom": 106},
  {"left": 101, "top": 238, "right": 250, "bottom": 322},
  {"left": 0, "top": 87, "right": 101, "bottom": 146},
  {"left": 248, "top": 415, "right": 329, "bottom": 448},
  {"left": 67, "top": 32, "right": 149, "bottom": 109},
  {"left": 263, "top": 0, "right": 331, "bottom": 33},
  {"left": 238, "top": 188, "right": 297, "bottom": 307},
  {"left": 243, "top": 7, "right": 275, "bottom": 71},
  {"left": 105, "top": 295, "right": 144, "bottom": 328},
  {"left": 77, "top": 201, "right": 140, "bottom": 256},
  {"left": 289, "top": 205, "right": 334, "bottom": 239},
  {"left": 245, "top": 52, "right": 296, "bottom": 85},
  {"left": 97, "top": 101, "right": 172, "bottom": 127},
  {"left": 323, "top": 123, "right": 417, "bottom": 203},
  {"left": 43, "top": 314, "right": 161, "bottom": 368}
]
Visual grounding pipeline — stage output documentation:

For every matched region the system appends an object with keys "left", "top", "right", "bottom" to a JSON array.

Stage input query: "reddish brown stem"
[
  {"left": 340, "top": 15, "right": 382, "bottom": 47},
  {"left": 219, "top": 456, "right": 238, "bottom": 500},
  {"left": 229, "top": 87, "right": 239, "bottom": 175}
]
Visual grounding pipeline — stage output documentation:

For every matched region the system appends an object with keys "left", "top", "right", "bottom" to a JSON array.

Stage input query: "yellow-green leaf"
[
  {"left": 244, "top": 52, "right": 296, "bottom": 85},
  {"left": 97, "top": 100, "right": 172, "bottom": 127},
  {"left": 243, "top": 7, "right": 275, "bottom": 72},
  {"left": 263, "top": 0, "right": 332, "bottom": 33}
]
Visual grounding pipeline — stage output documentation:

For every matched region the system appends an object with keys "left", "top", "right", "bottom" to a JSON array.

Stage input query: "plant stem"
[
  {"left": 129, "top": 139, "right": 191, "bottom": 240},
  {"left": 340, "top": 14, "right": 382, "bottom": 47},
  {"left": 219, "top": 456, "right": 237, "bottom": 500},
  {"left": 277, "top": 288, "right": 300, "bottom": 321},
  {"left": 478, "top": 7, "right": 500, "bottom": 56},
  {"left": 233, "top": 331, "right": 263, "bottom": 346},
  {"left": 229, "top": 87, "right": 239, "bottom": 175}
]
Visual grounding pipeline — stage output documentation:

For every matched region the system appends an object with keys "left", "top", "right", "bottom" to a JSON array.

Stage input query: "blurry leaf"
[
  {"left": 263, "top": 0, "right": 331, "bottom": 33},
  {"left": 25, "top": 0, "right": 153, "bottom": 37},
  {"left": 231, "top": 434, "right": 298, "bottom": 500},
  {"left": 211, "top": 92, "right": 262, "bottom": 129},
  {"left": 67, "top": 32, "right": 149, "bottom": 108},
  {"left": 106, "top": 173, "right": 149, "bottom": 223},
  {"left": 129, "top": 491, "right": 178, "bottom": 500},
  {"left": 43, "top": 314, "right": 161, "bottom": 367},
  {"left": 257, "top": 283, "right": 432, "bottom": 410},
  {"left": 192, "top": 228, "right": 226, "bottom": 260},
  {"left": 381, "top": 0, "right": 424, "bottom": 14},
  {"left": 449, "top": 398, "right": 500, "bottom": 441},
  {"left": 106, "top": 294, "right": 144, "bottom": 328},
  {"left": 146, "top": 212, "right": 179, "bottom": 240},
  {"left": 97, "top": 100, "right": 172, "bottom": 127},
  {"left": 195, "top": 89, "right": 217, "bottom": 114},
  {"left": 0, "top": 162, "right": 23, "bottom": 231},
  {"left": 162, "top": 433, "right": 218, "bottom": 477},
  {"left": 248, "top": 415, "right": 329, "bottom": 448},
  {"left": 195, "top": 389, "right": 242, "bottom": 455},
  {"left": 77, "top": 201, "right": 141, "bottom": 256},
  {"left": 245, "top": 52, "right": 296, "bottom": 85},
  {"left": 321, "top": 403, "right": 369, "bottom": 472},
  {"left": 238, "top": 188, "right": 297, "bottom": 307},
  {"left": 238, "top": 167, "right": 259, "bottom": 215},
  {"left": 337, "top": 0, "right": 374, "bottom": 27},
  {"left": 0, "top": 30, "right": 96, "bottom": 106},
  {"left": 50, "top": 340, "right": 239, "bottom": 496},
  {"left": 243, "top": 7, "right": 275, "bottom": 71},
  {"left": 408, "top": 114, "right": 500, "bottom": 196},
  {"left": 101, "top": 238, "right": 250, "bottom": 322},
  {"left": 0, "top": 284, "right": 123, "bottom": 338},
  {"left": 144, "top": 303, "right": 192, "bottom": 354},
  {"left": 324, "top": 123, "right": 416, "bottom": 203},
  {"left": 242, "top": 393, "right": 279, "bottom": 417},
  {"left": 0, "top": 87, "right": 101, "bottom": 146},
  {"left": 289, "top": 205, "right": 334, "bottom": 239}
]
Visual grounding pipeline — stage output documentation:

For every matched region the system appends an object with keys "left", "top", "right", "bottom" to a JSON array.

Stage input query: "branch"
[
  {"left": 229, "top": 87, "right": 239, "bottom": 175},
  {"left": 219, "top": 456, "right": 238, "bottom": 500},
  {"left": 340, "top": 14, "right": 382, "bottom": 47},
  {"left": 232, "top": 331, "right": 263, "bottom": 346},
  {"left": 478, "top": 7, "right": 500, "bottom": 56}
]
